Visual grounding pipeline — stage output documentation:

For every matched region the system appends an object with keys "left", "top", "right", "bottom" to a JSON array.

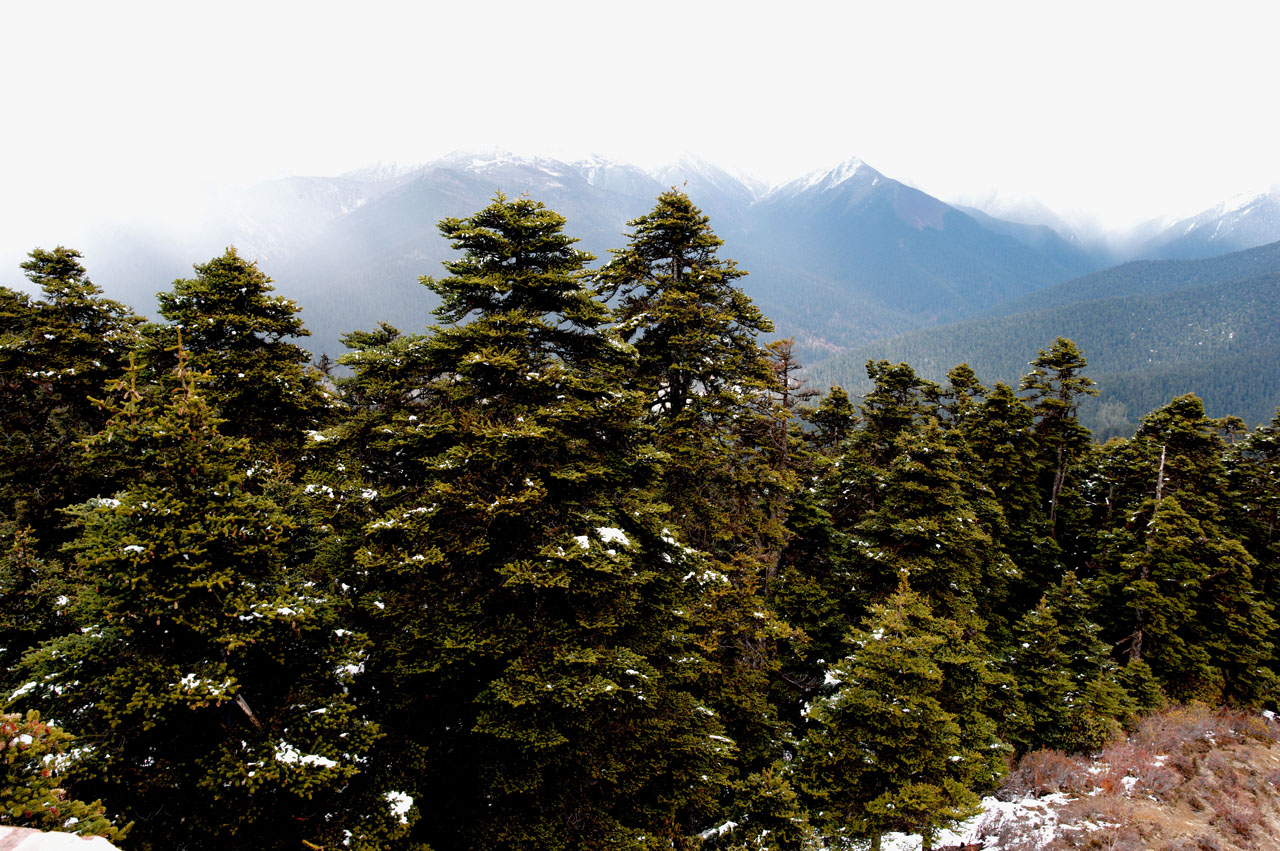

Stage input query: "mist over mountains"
[{"left": 19, "top": 149, "right": 1280, "bottom": 426}]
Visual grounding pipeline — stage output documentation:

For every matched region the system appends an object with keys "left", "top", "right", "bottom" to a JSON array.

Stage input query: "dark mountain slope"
[{"left": 807, "top": 265, "right": 1280, "bottom": 436}]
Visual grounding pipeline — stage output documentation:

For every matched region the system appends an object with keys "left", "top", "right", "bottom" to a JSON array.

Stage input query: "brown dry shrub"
[
  {"left": 1053, "top": 796, "right": 1147, "bottom": 849},
  {"left": 1004, "top": 748, "right": 1092, "bottom": 797},
  {"left": 1206, "top": 790, "right": 1263, "bottom": 840},
  {"left": 1165, "top": 835, "right": 1225, "bottom": 851},
  {"left": 1133, "top": 759, "right": 1181, "bottom": 798},
  {"left": 1132, "top": 705, "right": 1221, "bottom": 753},
  {"left": 986, "top": 818, "right": 1045, "bottom": 851}
]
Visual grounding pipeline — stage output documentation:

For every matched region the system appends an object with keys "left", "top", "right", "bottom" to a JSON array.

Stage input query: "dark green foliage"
[
  {"left": 1020, "top": 337, "right": 1097, "bottom": 536},
  {"left": 0, "top": 530, "right": 71, "bottom": 693},
  {"left": 797, "top": 584, "right": 1005, "bottom": 851},
  {"left": 1089, "top": 395, "right": 1276, "bottom": 704},
  {"left": 1006, "top": 573, "right": 1131, "bottom": 754},
  {"left": 0, "top": 711, "right": 126, "bottom": 840},
  {"left": 850, "top": 419, "right": 1015, "bottom": 633},
  {"left": 801, "top": 385, "right": 858, "bottom": 454},
  {"left": 6, "top": 208, "right": 1280, "bottom": 851},
  {"left": 146, "top": 248, "right": 326, "bottom": 459},
  {"left": 601, "top": 190, "right": 797, "bottom": 779},
  {"left": 0, "top": 247, "right": 141, "bottom": 540},
  {"left": 11, "top": 355, "right": 404, "bottom": 851},
  {"left": 334, "top": 194, "right": 734, "bottom": 851},
  {"left": 960, "top": 382, "right": 1061, "bottom": 612}
]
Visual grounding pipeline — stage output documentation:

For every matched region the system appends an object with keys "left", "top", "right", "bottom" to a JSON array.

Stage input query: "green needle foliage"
[
  {"left": 339, "top": 194, "right": 734, "bottom": 851},
  {"left": 145, "top": 248, "right": 326, "bottom": 461},
  {"left": 0, "top": 710, "right": 126, "bottom": 841},
  {"left": 10, "top": 352, "right": 405, "bottom": 851},
  {"left": 0, "top": 247, "right": 141, "bottom": 542},
  {"left": 798, "top": 583, "right": 1005, "bottom": 851}
]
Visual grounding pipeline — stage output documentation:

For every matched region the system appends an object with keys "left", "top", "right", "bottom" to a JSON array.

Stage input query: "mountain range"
[{"left": 24, "top": 151, "right": 1280, "bottom": 432}]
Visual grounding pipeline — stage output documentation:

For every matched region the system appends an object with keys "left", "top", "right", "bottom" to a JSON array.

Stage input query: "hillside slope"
[{"left": 807, "top": 244, "right": 1280, "bottom": 437}]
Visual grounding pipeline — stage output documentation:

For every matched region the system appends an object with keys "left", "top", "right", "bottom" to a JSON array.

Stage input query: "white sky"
[{"left": 2, "top": 0, "right": 1278, "bottom": 264}]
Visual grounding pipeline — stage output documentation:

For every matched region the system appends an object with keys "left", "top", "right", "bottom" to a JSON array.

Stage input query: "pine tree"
[
  {"left": 10, "top": 353, "right": 404, "bottom": 851},
  {"left": 797, "top": 583, "right": 1005, "bottom": 851},
  {"left": 145, "top": 248, "right": 325, "bottom": 460}
]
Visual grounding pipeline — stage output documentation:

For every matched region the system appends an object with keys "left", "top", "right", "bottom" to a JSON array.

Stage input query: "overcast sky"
[{"left": 2, "top": 0, "right": 1277, "bottom": 265}]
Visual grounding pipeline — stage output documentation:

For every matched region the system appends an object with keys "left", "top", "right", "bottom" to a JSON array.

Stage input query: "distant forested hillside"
[{"left": 809, "top": 242, "right": 1280, "bottom": 438}]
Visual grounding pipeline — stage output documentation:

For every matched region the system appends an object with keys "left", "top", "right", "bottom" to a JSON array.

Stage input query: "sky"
[{"left": 2, "top": 0, "right": 1278, "bottom": 266}]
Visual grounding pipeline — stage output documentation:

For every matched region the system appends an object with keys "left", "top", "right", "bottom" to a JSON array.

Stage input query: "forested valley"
[{"left": 3, "top": 191, "right": 1280, "bottom": 851}]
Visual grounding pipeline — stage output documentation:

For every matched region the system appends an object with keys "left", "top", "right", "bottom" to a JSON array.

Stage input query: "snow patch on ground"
[{"left": 879, "top": 792, "right": 1072, "bottom": 850}]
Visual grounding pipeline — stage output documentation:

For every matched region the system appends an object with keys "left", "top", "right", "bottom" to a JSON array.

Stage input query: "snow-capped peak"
[{"left": 800, "top": 156, "right": 870, "bottom": 192}]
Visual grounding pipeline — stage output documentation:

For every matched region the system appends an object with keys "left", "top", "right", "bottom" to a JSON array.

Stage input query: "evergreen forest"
[{"left": 3, "top": 191, "right": 1279, "bottom": 851}]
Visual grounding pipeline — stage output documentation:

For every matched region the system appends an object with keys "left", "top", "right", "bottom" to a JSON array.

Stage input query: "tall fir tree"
[
  {"left": 1019, "top": 337, "right": 1097, "bottom": 544},
  {"left": 599, "top": 190, "right": 797, "bottom": 778},
  {"left": 961, "top": 381, "right": 1062, "bottom": 618},
  {"left": 336, "top": 194, "right": 735, "bottom": 850},
  {"left": 144, "top": 248, "right": 326, "bottom": 461},
  {"left": 797, "top": 583, "right": 1005, "bottom": 851},
  {"left": 0, "top": 247, "right": 141, "bottom": 541},
  {"left": 1006, "top": 573, "right": 1131, "bottom": 754},
  {"left": 1089, "top": 395, "right": 1276, "bottom": 704},
  {"left": 10, "top": 352, "right": 406, "bottom": 851}
]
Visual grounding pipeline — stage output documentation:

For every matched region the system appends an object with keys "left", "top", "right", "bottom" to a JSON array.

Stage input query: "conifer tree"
[
  {"left": 340, "top": 194, "right": 734, "bottom": 850},
  {"left": 145, "top": 248, "right": 325, "bottom": 460},
  {"left": 10, "top": 353, "right": 404, "bottom": 851},
  {"left": 0, "top": 247, "right": 140, "bottom": 539},
  {"left": 1227, "top": 408, "right": 1280, "bottom": 673},
  {"left": 848, "top": 419, "right": 1015, "bottom": 634},
  {"left": 797, "top": 583, "right": 1005, "bottom": 851},
  {"left": 936, "top": 363, "right": 986, "bottom": 427},
  {"left": 1019, "top": 338, "right": 1097, "bottom": 539},
  {"left": 800, "top": 385, "right": 858, "bottom": 455},
  {"left": 960, "top": 382, "right": 1061, "bottom": 615},
  {"left": 1007, "top": 573, "right": 1130, "bottom": 754},
  {"left": 1089, "top": 396, "right": 1276, "bottom": 703},
  {"left": 0, "top": 530, "right": 70, "bottom": 693},
  {"left": 599, "top": 190, "right": 797, "bottom": 777},
  {"left": 599, "top": 189, "right": 789, "bottom": 557},
  {"left": 0, "top": 711, "right": 126, "bottom": 841}
]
